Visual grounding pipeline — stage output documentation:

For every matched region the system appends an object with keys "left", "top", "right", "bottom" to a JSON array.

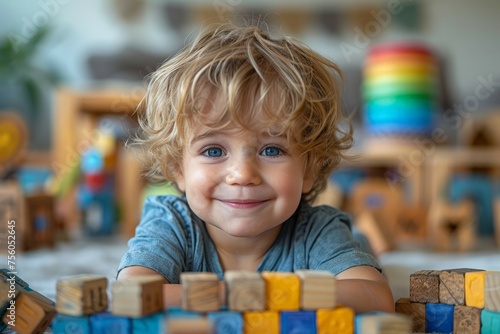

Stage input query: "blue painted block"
[
  {"left": 90, "top": 311, "right": 131, "bottom": 334},
  {"left": 165, "top": 306, "right": 202, "bottom": 318},
  {"left": 52, "top": 314, "right": 91, "bottom": 334},
  {"left": 132, "top": 312, "right": 164, "bottom": 334},
  {"left": 280, "top": 311, "right": 316, "bottom": 334},
  {"left": 426, "top": 303, "right": 454, "bottom": 334},
  {"left": 481, "top": 309, "right": 500, "bottom": 334},
  {"left": 207, "top": 311, "right": 243, "bottom": 334}
]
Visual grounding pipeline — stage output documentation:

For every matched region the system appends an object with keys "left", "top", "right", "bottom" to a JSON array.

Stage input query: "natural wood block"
[
  {"left": 243, "top": 311, "right": 279, "bottom": 334},
  {"left": 224, "top": 271, "right": 265, "bottom": 311},
  {"left": 355, "top": 312, "right": 412, "bottom": 334},
  {"left": 395, "top": 298, "right": 425, "bottom": 333},
  {"left": 166, "top": 318, "right": 213, "bottom": 334},
  {"left": 481, "top": 309, "right": 500, "bottom": 334},
  {"left": 453, "top": 305, "right": 481, "bottom": 334},
  {"left": 295, "top": 270, "right": 336, "bottom": 310},
  {"left": 409, "top": 270, "right": 440, "bottom": 303},
  {"left": 56, "top": 275, "right": 108, "bottom": 316},
  {"left": 111, "top": 275, "right": 164, "bottom": 317},
  {"left": 3, "top": 292, "right": 56, "bottom": 334},
  {"left": 180, "top": 272, "right": 219, "bottom": 312},
  {"left": 464, "top": 270, "right": 494, "bottom": 308},
  {"left": 439, "top": 268, "right": 483, "bottom": 305},
  {"left": 261, "top": 272, "right": 300, "bottom": 311},
  {"left": 316, "top": 306, "right": 354, "bottom": 334},
  {"left": 485, "top": 272, "right": 500, "bottom": 312}
]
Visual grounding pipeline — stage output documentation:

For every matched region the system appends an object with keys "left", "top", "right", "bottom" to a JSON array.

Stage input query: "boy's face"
[{"left": 175, "top": 120, "right": 313, "bottom": 239}]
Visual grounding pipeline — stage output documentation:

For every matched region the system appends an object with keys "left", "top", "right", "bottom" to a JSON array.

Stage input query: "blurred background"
[{"left": 1, "top": 0, "right": 500, "bottom": 265}]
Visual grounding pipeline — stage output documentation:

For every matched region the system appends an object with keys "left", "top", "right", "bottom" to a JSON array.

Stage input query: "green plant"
[{"left": 0, "top": 26, "right": 60, "bottom": 116}]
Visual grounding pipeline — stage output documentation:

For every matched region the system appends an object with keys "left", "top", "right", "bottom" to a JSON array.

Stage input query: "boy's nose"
[{"left": 225, "top": 158, "right": 262, "bottom": 186}]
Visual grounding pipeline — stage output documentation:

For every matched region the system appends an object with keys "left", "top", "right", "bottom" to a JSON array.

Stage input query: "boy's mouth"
[{"left": 218, "top": 199, "right": 269, "bottom": 209}]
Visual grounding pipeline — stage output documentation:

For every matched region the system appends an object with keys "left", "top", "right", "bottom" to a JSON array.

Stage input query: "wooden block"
[
  {"left": 261, "top": 272, "right": 300, "bottom": 311},
  {"left": 90, "top": 311, "right": 131, "bottom": 334},
  {"left": 409, "top": 270, "right": 440, "bottom": 303},
  {"left": 316, "top": 306, "right": 354, "bottom": 334},
  {"left": 395, "top": 298, "right": 425, "bottom": 333},
  {"left": 280, "top": 311, "right": 316, "bottom": 334},
  {"left": 485, "top": 272, "right": 500, "bottom": 312},
  {"left": 295, "top": 270, "right": 336, "bottom": 310},
  {"left": 439, "top": 268, "right": 483, "bottom": 305},
  {"left": 111, "top": 275, "right": 164, "bottom": 317},
  {"left": 24, "top": 193, "right": 56, "bottom": 251},
  {"left": 224, "top": 270, "right": 265, "bottom": 311},
  {"left": 56, "top": 275, "right": 108, "bottom": 316},
  {"left": 180, "top": 272, "right": 220, "bottom": 312},
  {"left": 167, "top": 318, "right": 213, "bottom": 334},
  {"left": 166, "top": 306, "right": 202, "bottom": 319},
  {"left": 453, "top": 305, "right": 481, "bottom": 334},
  {"left": 243, "top": 311, "right": 279, "bottom": 334},
  {"left": 207, "top": 311, "right": 243, "bottom": 334},
  {"left": 131, "top": 312, "right": 165, "bottom": 334},
  {"left": 52, "top": 314, "right": 91, "bottom": 334},
  {"left": 464, "top": 270, "right": 500, "bottom": 308},
  {"left": 355, "top": 312, "right": 412, "bottom": 334},
  {"left": 2, "top": 292, "right": 56, "bottom": 334},
  {"left": 481, "top": 309, "right": 500, "bottom": 334},
  {"left": 425, "top": 303, "right": 454, "bottom": 334}
]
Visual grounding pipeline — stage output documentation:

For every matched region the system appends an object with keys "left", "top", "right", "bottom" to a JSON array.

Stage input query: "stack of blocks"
[{"left": 395, "top": 268, "right": 500, "bottom": 333}]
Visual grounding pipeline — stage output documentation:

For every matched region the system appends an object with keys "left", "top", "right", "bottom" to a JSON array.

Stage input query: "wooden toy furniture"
[
  {"left": 427, "top": 199, "right": 476, "bottom": 252},
  {"left": 53, "top": 88, "right": 144, "bottom": 236}
]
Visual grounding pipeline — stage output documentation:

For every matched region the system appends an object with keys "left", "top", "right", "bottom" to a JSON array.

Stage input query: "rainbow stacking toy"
[{"left": 363, "top": 42, "right": 439, "bottom": 136}]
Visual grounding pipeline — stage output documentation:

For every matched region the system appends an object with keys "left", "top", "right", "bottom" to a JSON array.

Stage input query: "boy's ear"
[
  {"left": 302, "top": 176, "right": 314, "bottom": 194},
  {"left": 174, "top": 169, "right": 186, "bottom": 192}
]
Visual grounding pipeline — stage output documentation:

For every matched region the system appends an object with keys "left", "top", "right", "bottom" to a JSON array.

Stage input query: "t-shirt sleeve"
[
  {"left": 117, "top": 196, "right": 190, "bottom": 284},
  {"left": 304, "top": 205, "right": 382, "bottom": 275}
]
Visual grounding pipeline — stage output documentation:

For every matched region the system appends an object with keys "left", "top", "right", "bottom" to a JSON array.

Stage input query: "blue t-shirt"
[{"left": 118, "top": 195, "right": 381, "bottom": 283}]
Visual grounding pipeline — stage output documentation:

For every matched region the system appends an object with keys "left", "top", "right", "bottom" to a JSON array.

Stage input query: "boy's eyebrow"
[{"left": 189, "top": 130, "right": 218, "bottom": 145}]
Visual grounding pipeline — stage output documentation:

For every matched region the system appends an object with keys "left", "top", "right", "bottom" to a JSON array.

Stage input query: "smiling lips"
[{"left": 218, "top": 199, "right": 269, "bottom": 209}]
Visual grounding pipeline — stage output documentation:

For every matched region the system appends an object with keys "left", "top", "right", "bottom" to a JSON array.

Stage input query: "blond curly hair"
[{"left": 133, "top": 22, "right": 353, "bottom": 203}]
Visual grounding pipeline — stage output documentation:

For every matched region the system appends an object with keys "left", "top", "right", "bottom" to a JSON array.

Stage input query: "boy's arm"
[
  {"left": 335, "top": 265, "right": 395, "bottom": 313},
  {"left": 116, "top": 266, "right": 226, "bottom": 308}
]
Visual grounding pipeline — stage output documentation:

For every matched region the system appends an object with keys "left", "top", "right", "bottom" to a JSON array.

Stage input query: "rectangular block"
[
  {"left": 316, "top": 306, "right": 354, "bottom": 334},
  {"left": 207, "top": 311, "right": 243, "bottom": 334},
  {"left": 439, "top": 268, "right": 483, "bottom": 305},
  {"left": 111, "top": 275, "right": 164, "bottom": 317},
  {"left": 90, "top": 312, "right": 131, "bottom": 334},
  {"left": 465, "top": 271, "right": 487, "bottom": 308},
  {"left": 243, "top": 311, "right": 279, "bottom": 334},
  {"left": 224, "top": 271, "right": 265, "bottom": 311},
  {"left": 355, "top": 312, "right": 411, "bottom": 334},
  {"left": 167, "top": 318, "right": 213, "bottom": 334},
  {"left": 166, "top": 306, "right": 202, "bottom": 319},
  {"left": 453, "top": 305, "right": 480, "bottom": 334},
  {"left": 2, "top": 292, "right": 56, "bottom": 334},
  {"left": 180, "top": 272, "right": 220, "bottom": 312},
  {"left": 261, "top": 272, "right": 300, "bottom": 311},
  {"left": 56, "top": 275, "right": 108, "bottom": 316},
  {"left": 425, "top": 303, "right": 454, "bottom": 334},
  {"left": 295, "top": 270, "right": 336, "bottom": 310},
  {"left": 52, "top": 314, "right": 91, "bottom": 334},
  {"left": 395, "top": 298, "right": 425, "bottom": 333},
  {"left": 481, "top": 309, "right": 500, "bottom": 334},
  {"left": 280, "top": 311, "right": 316, "bottom": 334},
  {"left": 409, "top": 270, "right": 440, "bottom": 303},
  {"left": 131, "top": 312, "right": 165, "bottom": 334},
  {"left": 485, "top": 272, "right": 500, "bottom": 311}
]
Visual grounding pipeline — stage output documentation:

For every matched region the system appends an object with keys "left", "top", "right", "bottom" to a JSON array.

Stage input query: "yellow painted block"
[
  {"left": 465, "top": 271, "right": 493, "bottom": 308},
  {"left": 261, "top": 272, "right": 300, "bottom": 311},
  {"left": 243, "top": 311, "right": 279, "bottom": 334},
  {"left": 317, "top": 306, "right": 354, "bottom": 334}
]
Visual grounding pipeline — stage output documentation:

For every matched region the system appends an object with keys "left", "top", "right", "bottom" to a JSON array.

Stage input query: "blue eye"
[
  {"left": 203, "top": 147, "right": 224, "bottom": 157},
  {"left": 261, "top": 146, "right": 282, "bottom": 156}
]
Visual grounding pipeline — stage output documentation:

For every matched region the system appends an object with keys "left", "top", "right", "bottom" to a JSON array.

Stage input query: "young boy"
[{"left": 117, "top": 22, "right": 394, "bottom": 313}]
